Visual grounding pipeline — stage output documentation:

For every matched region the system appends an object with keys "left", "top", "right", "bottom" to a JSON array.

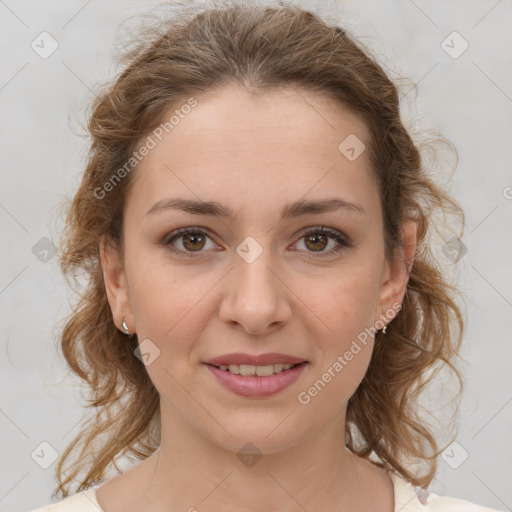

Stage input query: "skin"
[{"left": 99, "top": 83, "right": 417, "bottom": 512}]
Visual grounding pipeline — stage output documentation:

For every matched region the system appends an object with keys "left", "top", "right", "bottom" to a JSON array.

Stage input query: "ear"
[
  {"left": 374, "top": 218, "right": 417, "bottom": 325},
  {"left": 99, "top": 234, "right": 134, "bottom": 334}
]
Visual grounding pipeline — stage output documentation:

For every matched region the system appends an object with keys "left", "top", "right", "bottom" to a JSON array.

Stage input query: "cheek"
[
  {"left": 303, "top": 264, "right": 379, "bottom": 398},
  {"left": 314, "top": 263, "right": 381, "bottom": 340},
  {"left": 303, "top": 282, "right": 377, "bottom": 408},
  {"left": 126, "top": 251, "right": 219, "bottom": 362},
  {"left": 125, "top": 249, "right": 189, "bottom": 336},
  {"left": 132, "top": 281, "right": 208, "bottom": 343}
]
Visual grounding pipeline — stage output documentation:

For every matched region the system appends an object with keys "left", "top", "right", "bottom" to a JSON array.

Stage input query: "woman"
[{"left": 32, "top": 2, "right": 502, "bottom": 511}]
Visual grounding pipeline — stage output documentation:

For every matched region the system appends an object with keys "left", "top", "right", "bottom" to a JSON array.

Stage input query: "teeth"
[
  {"left": 228, "top": 364, "right": 240, "bottom": 374},
  {"left": 217, "top": 363, "right": 297, "bottom": 376}
]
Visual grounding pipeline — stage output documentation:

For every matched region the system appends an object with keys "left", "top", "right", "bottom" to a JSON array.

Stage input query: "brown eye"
[
  {"left": 304, "top": 233, "right": 328, "bottom": 252},
  {"left": 163, "top": 227, "right": 216, "bottom": 258},
  {"left": 162, "top": 226, "right": 350, "bottom": 259},
  {"left": 181, "top": 232, "right": 207, "bottom": 251},
  {"left": 295, "top": 227, "right": 350, "bottom": 258}
]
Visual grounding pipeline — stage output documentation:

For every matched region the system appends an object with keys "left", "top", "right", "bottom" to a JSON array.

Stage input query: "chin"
[{"left": 199, "top": 412, "right": 310, "bottom": 456}]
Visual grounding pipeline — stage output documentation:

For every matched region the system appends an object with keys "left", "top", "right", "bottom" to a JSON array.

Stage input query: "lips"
[
  {"left": 206, "top": 361, "right": 308, "bottom": 397},
  {"left": 204, "top": 353, "right": 309, "bottom": 396},
  {"left": 205, "top": 352, "right": 307, "bottom": 367}
]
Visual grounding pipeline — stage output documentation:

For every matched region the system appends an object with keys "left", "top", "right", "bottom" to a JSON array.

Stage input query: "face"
[{"left": 101, "top": 84, "right": 415, "bottom": 454}]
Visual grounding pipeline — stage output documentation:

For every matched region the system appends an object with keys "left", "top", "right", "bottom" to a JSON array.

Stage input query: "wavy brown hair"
[{"left": 54, "top": 0, "right": 466, "bottom": 499}]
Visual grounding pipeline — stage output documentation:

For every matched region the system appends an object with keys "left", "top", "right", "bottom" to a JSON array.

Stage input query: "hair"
[{"left": 54, "top": 0, "right": 466, "bottom": 499}]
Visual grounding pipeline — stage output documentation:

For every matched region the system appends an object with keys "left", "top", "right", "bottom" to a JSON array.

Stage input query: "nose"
[{"left": 218, "top": 249, "right": 292, "bottom": 335}]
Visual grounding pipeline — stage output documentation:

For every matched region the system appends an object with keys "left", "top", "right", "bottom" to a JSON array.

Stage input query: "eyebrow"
[{"left": 145, "top": 197, "right": 366, "bottom": 220}]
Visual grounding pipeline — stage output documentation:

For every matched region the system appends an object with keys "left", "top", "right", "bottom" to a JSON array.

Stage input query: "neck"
[{"left": 130, "top": 401, "right": 389, "bottom": 512}]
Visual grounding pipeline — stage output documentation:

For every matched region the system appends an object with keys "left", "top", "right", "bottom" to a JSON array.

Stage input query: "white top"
[{"left": 31, "top": 472, "right": 504, "bottom": 511}]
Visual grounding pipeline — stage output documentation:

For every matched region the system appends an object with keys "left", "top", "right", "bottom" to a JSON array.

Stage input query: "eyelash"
[{"left": 161, "top": 226, "right": 351, "bottom": 259}]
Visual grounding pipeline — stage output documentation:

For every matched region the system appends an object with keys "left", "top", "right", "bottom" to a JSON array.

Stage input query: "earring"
[
  {"left": 122, "top": 319, "right": 130, "bottom": 336},
  {"left": 382, "top": 325, "right": 387, "bottom": 334}
]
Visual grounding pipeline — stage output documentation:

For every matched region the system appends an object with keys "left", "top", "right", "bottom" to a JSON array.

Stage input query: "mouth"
[
  {"left": 205, "top": 361, "right": 308, "bottom": 397},
  {"left": 207, "top": 362, "right": 304, "bottom": 377}
]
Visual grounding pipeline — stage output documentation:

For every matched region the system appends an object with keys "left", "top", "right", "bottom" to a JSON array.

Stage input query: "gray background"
[{"left": 1, "top": 0, "right": 511, "bottom": 510}]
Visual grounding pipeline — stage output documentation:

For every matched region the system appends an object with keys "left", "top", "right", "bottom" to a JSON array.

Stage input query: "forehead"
[{"left": 126, "top": 85, "right": 379, "bottom": 223}]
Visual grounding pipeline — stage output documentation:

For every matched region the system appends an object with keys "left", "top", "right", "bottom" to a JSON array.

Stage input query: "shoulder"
[
  {"left": 390, "top": 472, "right": 504, "bottom": 512},
  {"left": 30, "top": 486, "right": 102, "bottom": 512}
]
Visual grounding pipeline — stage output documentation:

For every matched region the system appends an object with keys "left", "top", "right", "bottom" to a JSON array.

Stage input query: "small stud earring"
[{"left": 122, "top": 320, "right": 130, "bottom": 336}]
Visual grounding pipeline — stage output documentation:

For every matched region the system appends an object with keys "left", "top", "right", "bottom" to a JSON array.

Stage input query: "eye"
[
  {"left": 162, "top": 227, "right": 217, "bottom": 258},
  {"left": 293, "top": 226, "right": 351, "bottom": 257},
  {"left": 161, "top": 226, "right": 351, "bottom": 259}
]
